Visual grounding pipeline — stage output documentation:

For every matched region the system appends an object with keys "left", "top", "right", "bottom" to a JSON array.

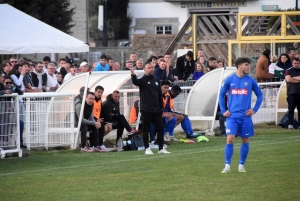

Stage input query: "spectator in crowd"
[
  {"left": 75, "top": 91, "right": 101, "bottom": 152},
  {"left": 101, "top": 90, "right": 138, "bottom": 145},
  {"left": 193, "top": 62, "right": 205, "bottom": 80},
  {"left": 216, "top": 95, "right": 228, "bottom": 137},
  {"left": 107, "top": 58, "right": 114, "bottom": 71},
  {"left": 134, "top": 58, "right": 144, "bottom": 70},
  {"left": 10, "top": 57, "right": 18, "bottom": 68},
  {"left": 94, "top": 54, "right": 110, "bottom": 71},
  {"left": 256, "top": 49, "right": 275, "bottom": 82},
  {"left": 123, "top": 60, "right": 134, "bottom": 70},
  {"left": 79, "top": 61, "right": 89, "bottom": 74},
  {"left": 131, "top": 63, "right": 170, "bottom": 154},
  {"left": 275, "top": 53, "right": 292, "bottom": 79},
  {"left": 175, "top": 50, "right": 195, "bottom": 83},
  {"left": 63, "top": 64, "right": 77, "bottom": 83},
  {"left": 2, "top": 60, "right": 12, "bottom": 76},
  {"left": 217, "top": 59, "right": 225, "bottom": 68},
  {"left": 42, "top": 56, "right": 50, "bottom": 73},
  {"left": 164, "top": 53, "right": 174, "bottom": 81},
  {"left": 293, "top": 42, "right": 300, "bottom": 54},
  {"left": 154, "top": 59, "right": 167, "bottom": 81},
  {"left": 112, "top": 62, "right": 120, "bottom": 71},
  {"left": 148, "top": 56, "right": 158, "bottom": 69},
  {"left": 93, "top": 85, "right": 111, "bottom": 151},
  {"left": 57, "top": 58, "right": 66, "bottom": 72},
  {"left": 60, "top": 58, "right": 73, "bottom": 79},
  {"left": 22, "top": 62, "right": 36, "bottom": 92},
  {"left": 55, "top": 72, "right": 63, "bottom": 85},
  {"left": 156, "top": 56, "right": 164, "bottom": 69},
  {"left": 285, "top": 58, "right": 300, "bottom": 130},
  {"left": 46, "top": 63, "right": 59, "bottom": 92},
  {"left": 288, "top": 49, "right": 296, "bottom": 60},
  {"left": 197, "top": 49, "right": 208, "bottom": 67},
  {"left": 0, "top": 71, "right": 11, "bottom": 95},
  {"left": 207, "top": 57, "right": 217, "bottom": 72},
  {"left": 129, "top": 52, "right": 137, "bottom": 67},
  {"left": 10, "top": 64, "right": 26, "bottom": 92},
  {"left": 31, "top": 61, "right": 47, "bottom": 92}
]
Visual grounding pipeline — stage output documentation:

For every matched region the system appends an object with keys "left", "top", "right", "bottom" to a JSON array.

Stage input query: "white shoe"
[
  {"left": 145, "top": 147, "right": 154, "bottom": 155},
  {"left": 169, "top": 136, "right": 179, "bottom": 142},
  {"left": 164, "top": 136, "right": 170, "bottom": 142},
  {"left": 288, "top": 125, "right": 294, "bottom": 130},
  {"left": 158, "top": 148, "right": 171, "bottom": 154},
  {"left": 238, "top": 164, "right": 246, "bottom": 173},
  {"left": 221, "top": 164, "right": 230, "bottom": 174},
  {"left": 150, "top": 141, "right": 155, "bottom": 145},
  {"left": 100, "top": 145, "right": 110, "bottom": 152}
]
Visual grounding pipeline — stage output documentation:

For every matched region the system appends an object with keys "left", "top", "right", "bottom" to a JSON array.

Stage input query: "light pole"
[{"left": 103, "top": 0, "right": 108, "bottom": 47}]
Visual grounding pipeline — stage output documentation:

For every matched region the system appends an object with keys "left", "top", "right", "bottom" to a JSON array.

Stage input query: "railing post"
[
  {"left": 228, "top": 40, "right": 232, "bottom": 66},
  {"left": 192, "top": 14, "right": 197, "bottom": 60},
  {"left": 281, "top": 13, "right": 286, "bottom": 38},
  {"left": 70, "top": 95, "right": 75, "bottom": 149},
  {"left": 25, "top": 97, "right": 31, "bottom": 150}
]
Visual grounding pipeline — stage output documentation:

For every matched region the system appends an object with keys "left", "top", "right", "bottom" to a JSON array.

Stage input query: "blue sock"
[
  {"left": 186, "top": 117, "right": 194, "bottom": 134},
  {"left": 167, "top": 117, "right": 177, "bottom": 136},
  {"left": 239, "top": 143, "right": 249, "bottom": 165},
  {"left": 224, "top": 143, "right": 234, "bottom": 165},
  {"left": 181, "top": 118, "right": 192, "bottom": 136}
]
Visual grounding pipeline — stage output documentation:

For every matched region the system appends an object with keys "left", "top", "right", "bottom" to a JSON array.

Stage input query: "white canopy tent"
[{"left": 0, "top": 4, "right": 89, "bottom": 54}]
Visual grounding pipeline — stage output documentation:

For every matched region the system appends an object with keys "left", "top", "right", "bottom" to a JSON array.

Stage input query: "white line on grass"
[{"left": 1, "top": 139, "right": 300, "bottom": 177}]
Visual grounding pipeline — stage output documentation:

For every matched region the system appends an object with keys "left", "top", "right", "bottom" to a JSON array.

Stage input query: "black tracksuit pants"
[
  {"left": 287, "top": 94, "right": 300, "bottom": 125},
  {"left": 141, "top": 111, "right": 164, "bottom": 150},
  {"left": 80, "top": 123, "right": 99, "bottom": 148},
  {"left": 112, "top": 115, "right": 132, "bottom": 144}
]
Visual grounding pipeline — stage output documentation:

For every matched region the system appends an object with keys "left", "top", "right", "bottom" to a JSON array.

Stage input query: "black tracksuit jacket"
[{"left": 131, "top": 74, "right": 163, "bottom": 114}]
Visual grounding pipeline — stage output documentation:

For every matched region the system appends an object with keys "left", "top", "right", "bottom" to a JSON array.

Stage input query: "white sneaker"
[
  {"left": 164, "top": 136, "right": 170, "bottom": 142},
  {"left": 221, "top": 164, "right": 230, "bottom": 174},
  {"left": 100, "top": 145, "right": 110, "bottom": 152},
  {"left": 145, "top": 147, "right": 154, "bottom": 155},
  {"left": 169, "top": 136, "right": 179, "bottom": 142},
  {"left": 150, "top": 141, "right": 155, "bottom": 145},
  {"left": 158, "top": 148, "right": 171, "bottom": 154},
  {"left": 288, "top": 125, "right": 294, "bottom": 130},
  {"left": 238, "top": 164, "right": 246, "bottom": 173}
]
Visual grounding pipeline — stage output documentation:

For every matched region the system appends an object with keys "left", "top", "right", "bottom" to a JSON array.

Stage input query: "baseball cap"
[
  {"left": 126, "top": 60, "right": 133, "bottom": 63},
  {"left": 80, "top": 61, "right": 88, "bottom": 67},
  {"left": 66, "top": 58, "right": 74, "bottom": 65},
  {"left": 70, "top": 63, "right": 78, "bottom": 68}
]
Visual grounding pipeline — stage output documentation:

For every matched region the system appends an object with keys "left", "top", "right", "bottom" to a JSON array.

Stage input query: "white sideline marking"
[{"left": 1, "top": 139, "right": 300, "bottom": 177}]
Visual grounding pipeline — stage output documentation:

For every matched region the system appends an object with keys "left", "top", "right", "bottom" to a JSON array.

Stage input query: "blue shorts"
[{"left": 226, "top": 117, "right": 254, "bottom": 138}]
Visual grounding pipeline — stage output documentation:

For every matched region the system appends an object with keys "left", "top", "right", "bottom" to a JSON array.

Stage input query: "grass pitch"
[{"left": 1, "top": 123, "right": 300, "bottom": 201}]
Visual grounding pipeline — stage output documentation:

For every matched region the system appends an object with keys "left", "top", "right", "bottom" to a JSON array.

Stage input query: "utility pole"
[{"left": 103, "top": 0, "right": 108, "bottom": 47}]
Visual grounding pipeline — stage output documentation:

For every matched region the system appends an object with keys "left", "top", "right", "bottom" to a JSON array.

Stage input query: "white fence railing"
[
  {"left": 20, "top": 93, "right": 76, "bottom": 150},
  {"left": 1, "top": 81, "right": 282, "bottom": 153},
  {"left": 0, "top": 93, "right": 22, "bottom": 157}
]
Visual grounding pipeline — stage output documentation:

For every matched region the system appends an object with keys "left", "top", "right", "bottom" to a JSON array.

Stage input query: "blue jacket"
[
  {"left": 193, "top": 71, "right": 204, "bottom": 80},
  {"left": 154, "top": 67, "right": 167, "bottom": 80}
]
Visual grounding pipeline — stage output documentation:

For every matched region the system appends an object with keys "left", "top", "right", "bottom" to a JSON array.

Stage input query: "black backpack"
[{"left": 278, "top": 111, "right": 300, "bottom": 129}]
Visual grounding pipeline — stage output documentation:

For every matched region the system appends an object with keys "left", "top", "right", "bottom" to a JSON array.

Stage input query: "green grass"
[{"left": 1, "top": 124, "right": 300, "bottom": 201}]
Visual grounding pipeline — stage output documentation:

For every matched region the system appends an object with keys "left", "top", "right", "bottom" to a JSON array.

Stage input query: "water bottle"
[{"left": 123, "top": 141, "right": 128, "bottom": 151}]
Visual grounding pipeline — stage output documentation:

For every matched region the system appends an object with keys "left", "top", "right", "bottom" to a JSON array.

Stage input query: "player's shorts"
[{"left": 225, "top": 117, "right": 254, "bottom": 138}]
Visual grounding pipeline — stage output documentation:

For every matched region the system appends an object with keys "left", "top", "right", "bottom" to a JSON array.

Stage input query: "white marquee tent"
[{"left": 0, "top": 4, "right": 89, "bottom": 54}]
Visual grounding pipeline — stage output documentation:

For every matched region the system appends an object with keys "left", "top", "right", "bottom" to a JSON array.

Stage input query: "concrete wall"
[{"left": 69, "top": 0, "right": 87, "bottom": 43}]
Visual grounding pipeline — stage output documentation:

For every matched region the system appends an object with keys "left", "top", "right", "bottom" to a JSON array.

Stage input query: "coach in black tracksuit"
[{"left": 131, "top": 62, "right": 165, "bottom": 152}]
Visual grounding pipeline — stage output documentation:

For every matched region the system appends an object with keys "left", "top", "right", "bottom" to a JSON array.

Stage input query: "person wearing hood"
[
  {"left": 175, "top": 50, "right": 195, "bottom": 83},
  {"left": 31, "top": 61, "right": 47, "bottom": 92},
  {"left": 255, "top": 49, "right": 275, "bottom": 82},
  {"left": 101, "top": 90, "right": 138, "bottom": 145}
]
